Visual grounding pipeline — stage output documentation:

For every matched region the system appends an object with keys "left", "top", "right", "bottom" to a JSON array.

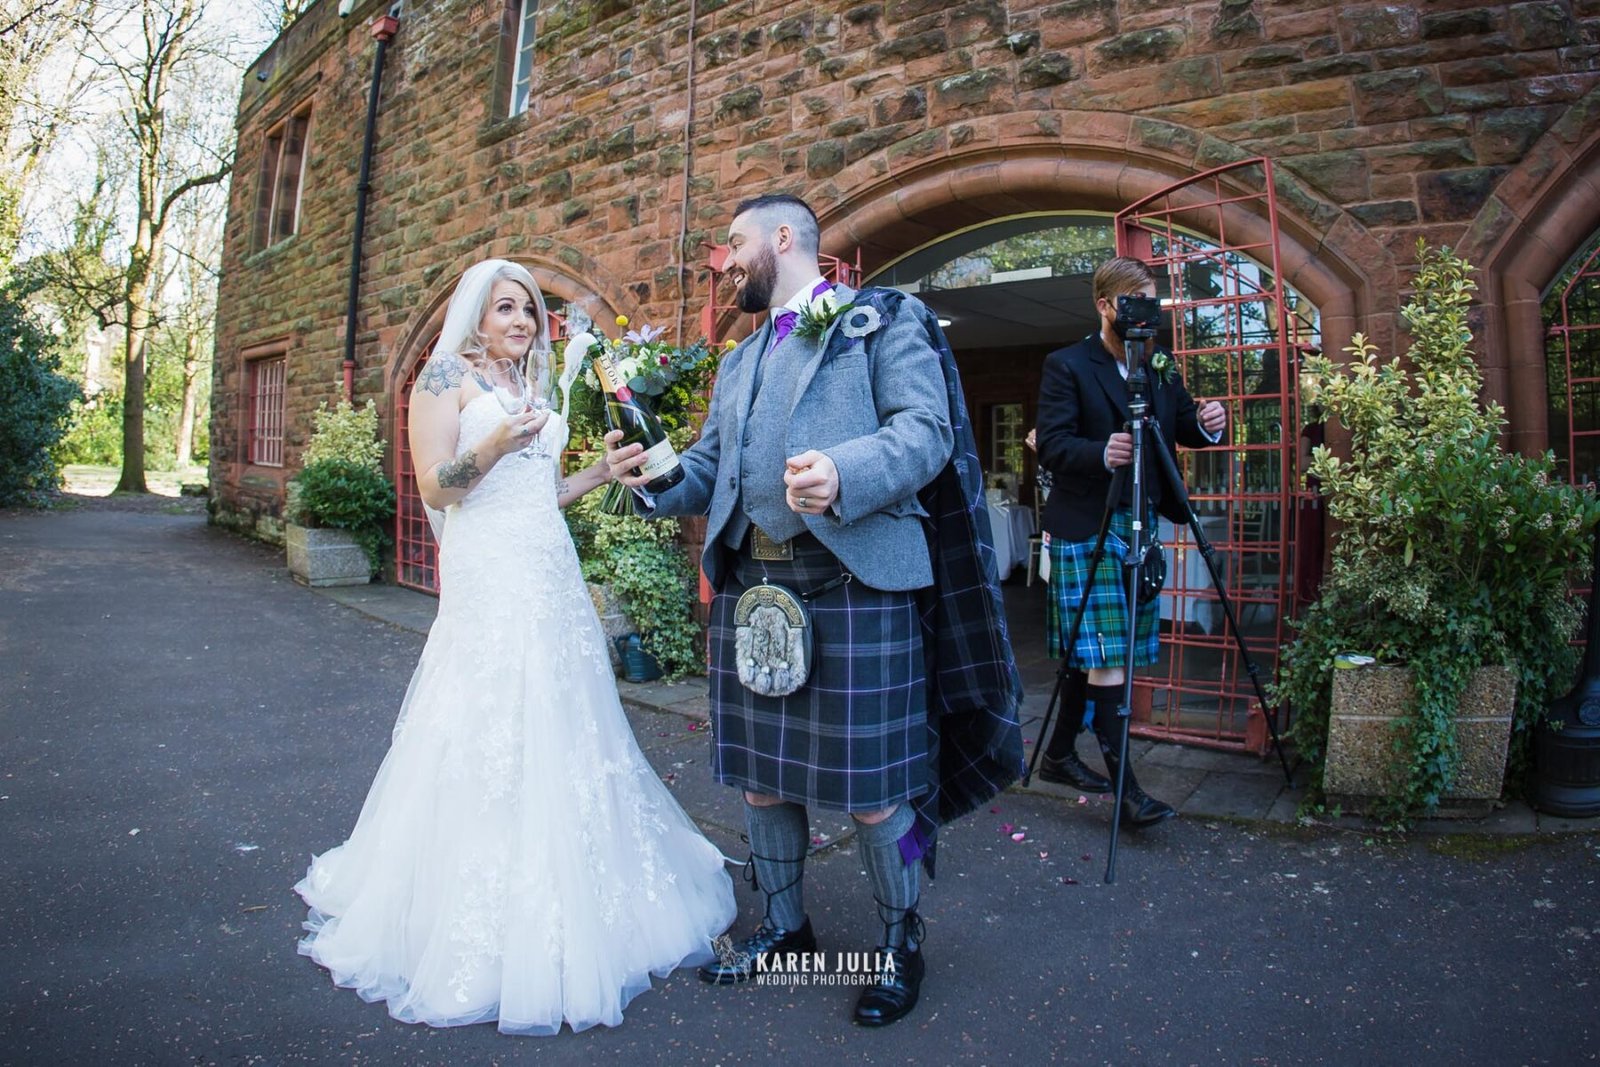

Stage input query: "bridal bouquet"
[
  {"left": 560, "top": 316, "right": 725, "bottom": 514},
  {"left": 560, "top": 316, "right": 723, "bottom": 443}
]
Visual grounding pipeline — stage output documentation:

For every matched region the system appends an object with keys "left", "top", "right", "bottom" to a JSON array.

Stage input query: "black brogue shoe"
[
  {"left": 1038, "top": 750, "right": 1112, "bottom": 793},
  {"left": 852, "top": 942, "right": 925, "bottom": 1027},
  {"left": 697, "top": 917, "right": 818, "bottom": 985}
]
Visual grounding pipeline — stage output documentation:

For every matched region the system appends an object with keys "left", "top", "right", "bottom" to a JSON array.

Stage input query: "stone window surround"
[
  {"left": 253, "top": 99, "right": 314, "bottom": 251},
  {"left": 243, "top": 341, "right": 290, "bottom": 469}
]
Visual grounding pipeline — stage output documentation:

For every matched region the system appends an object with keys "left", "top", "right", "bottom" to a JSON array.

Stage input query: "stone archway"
[
  {"left": 806, "top": 111, "right": 1392, "bottom": 366},
  {"left": 1457, "top": 85, "right": 1600, "bottom": 458}
]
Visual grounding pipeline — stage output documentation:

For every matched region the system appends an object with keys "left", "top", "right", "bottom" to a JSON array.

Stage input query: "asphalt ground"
[{"left": 3, "top": 505, "right": 1597, "bottom": 1065}]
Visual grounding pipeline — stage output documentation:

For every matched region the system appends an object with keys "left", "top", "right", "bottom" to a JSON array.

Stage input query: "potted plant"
[
  {"left": 565, "top": 487, "right": 703, "bottom": 678},
  {"left": 285, "top": 400, "right": 396, "bottom": 587},
  {"left": 1277, "top": 243, "right": 1600, "bottom": 825},
  {"left": 559, "top": 316, "right": 721, "bottom": 678}
]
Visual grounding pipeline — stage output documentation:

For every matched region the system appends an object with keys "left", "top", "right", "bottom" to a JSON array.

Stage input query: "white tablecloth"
[
  {"left": 1159, "top": 516, "right": 1228, "bottom": 633},
  {"left": 985, "top": 493, "right": 1036, "bottom": 581}
]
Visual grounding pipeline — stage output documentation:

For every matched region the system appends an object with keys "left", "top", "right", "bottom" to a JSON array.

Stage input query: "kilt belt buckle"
[{"left": 750, "top": 526, "right": 794, "bottom": 561}]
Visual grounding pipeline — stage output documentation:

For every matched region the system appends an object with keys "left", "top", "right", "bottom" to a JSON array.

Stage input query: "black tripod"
[{"left": 1023, "top": 334, "right": 1293, "bottom": 884}]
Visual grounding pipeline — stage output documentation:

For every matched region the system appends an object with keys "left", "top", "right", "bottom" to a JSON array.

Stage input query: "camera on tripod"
[{"left": 1112, "top": 293, "right": 1162, "bottom": 340}]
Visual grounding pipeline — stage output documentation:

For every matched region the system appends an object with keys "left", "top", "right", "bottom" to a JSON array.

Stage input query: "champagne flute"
[
  {"left": 486, "top": 357, "right": 533, "bottom": 458},
  {"left": 522, "top": 355, "right": 556, "bottom": 459}
]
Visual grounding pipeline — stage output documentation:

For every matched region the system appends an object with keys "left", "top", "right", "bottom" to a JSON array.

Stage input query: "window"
[
  {"left": 989, "top": 402, "right": 1025, "bottom": 492},
  {"left": 509, "top": 0, "right": 539, "bottom": 116},
  {"left": 248, "top": 355, "right": 286, "bottom": 466},
  {"left": 254, "top": 103, "right": 312, "bottom": 248}
]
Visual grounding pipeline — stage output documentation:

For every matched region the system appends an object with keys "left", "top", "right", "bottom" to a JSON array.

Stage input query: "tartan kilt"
[
  {"left": 707, "top": 534, "right": 928, "bottom": 813},
  {"left": 1045, "top": 509, "right": 1160, "bottom": 670}
]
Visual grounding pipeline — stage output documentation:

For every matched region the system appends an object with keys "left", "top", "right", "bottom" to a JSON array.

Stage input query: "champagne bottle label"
[{"left": 635, "top": 438, "right": 680, "bottom": 480}]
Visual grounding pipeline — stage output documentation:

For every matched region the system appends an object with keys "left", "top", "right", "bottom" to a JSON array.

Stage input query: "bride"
[{"left": 294, "top": 259, "right": 736, "bottom": 1035}]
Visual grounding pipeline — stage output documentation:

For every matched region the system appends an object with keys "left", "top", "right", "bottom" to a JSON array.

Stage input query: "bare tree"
[
  {"left": 90, "top": 0, "right": 234, "bottom": 492},
  {"left": 161, "top": 187, "right": 219, "bottom": 468},
  {"left": 0, "top": 0, "right": 100, "bottom": 270}
]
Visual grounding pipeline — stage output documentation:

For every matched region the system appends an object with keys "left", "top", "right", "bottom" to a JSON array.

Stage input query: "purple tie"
[{"left": 768, "top": 309, "right": 798, "bottom": 351}]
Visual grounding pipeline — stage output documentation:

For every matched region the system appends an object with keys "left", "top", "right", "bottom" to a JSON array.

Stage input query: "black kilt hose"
[{"left": 707, "top": 533, "right": 928, "bottom": 813}]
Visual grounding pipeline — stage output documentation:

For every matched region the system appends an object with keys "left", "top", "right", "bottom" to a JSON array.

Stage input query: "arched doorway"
[
  {"left": 823, "top": 154, "right": 1346, "bottom": 753},
  {"left": 391, "top": 298, "right": 578, "bottom": 593},
  {"left": 1543, "top": 229, "right": 1600, "bottom": 487}
]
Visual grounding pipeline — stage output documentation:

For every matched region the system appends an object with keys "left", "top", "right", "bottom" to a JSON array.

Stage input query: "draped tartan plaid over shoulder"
[{"left": 859, "top": 290, "right": 1026, "bottom": 873}]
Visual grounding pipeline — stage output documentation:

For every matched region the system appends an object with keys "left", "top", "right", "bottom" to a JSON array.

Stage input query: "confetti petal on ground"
[{"left": 1011, "top": 832, "right": 1026, "bottom": 842}]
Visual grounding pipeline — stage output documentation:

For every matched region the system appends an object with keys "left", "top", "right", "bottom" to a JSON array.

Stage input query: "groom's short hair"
[{"left": 732, "top": 194, "right": 820, "bottom": 257}]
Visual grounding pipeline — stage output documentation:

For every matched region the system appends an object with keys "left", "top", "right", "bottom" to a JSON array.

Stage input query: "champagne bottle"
[{"left": 594, "top": 353, "right": 684, "bottom": 493}]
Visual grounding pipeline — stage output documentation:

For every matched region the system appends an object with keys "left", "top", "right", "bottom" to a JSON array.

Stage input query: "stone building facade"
[{"left": 210, "top": 0, "right": 1600, "bottom": 744}]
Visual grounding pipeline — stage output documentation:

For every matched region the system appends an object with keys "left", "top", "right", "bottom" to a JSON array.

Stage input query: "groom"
[{"left": 606, "top": 194, "right": 989, "bottom": 1026}]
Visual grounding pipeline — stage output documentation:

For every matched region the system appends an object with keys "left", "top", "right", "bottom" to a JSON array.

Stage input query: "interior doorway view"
[{"left": 863, "top": 192, "right": 1321, "bottom": 754}]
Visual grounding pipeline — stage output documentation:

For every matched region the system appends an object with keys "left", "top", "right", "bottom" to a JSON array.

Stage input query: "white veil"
[{"left": 418, "top": 259, "right": 551, "bottom": 544}]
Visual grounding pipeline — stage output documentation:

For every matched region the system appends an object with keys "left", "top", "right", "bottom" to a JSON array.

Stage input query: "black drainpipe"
[{"left": 343, "top": 3, "right": 403, "bottom": 403}]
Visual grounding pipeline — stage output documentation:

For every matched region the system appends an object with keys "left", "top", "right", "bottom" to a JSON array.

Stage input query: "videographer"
[{"left": 1033, "top": 257, "right": 1227, "bottom": 827}]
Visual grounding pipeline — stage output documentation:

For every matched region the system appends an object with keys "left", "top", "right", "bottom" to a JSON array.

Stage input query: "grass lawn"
[{"left": 62, "top": 465, "right": 208, "bottom": 498}]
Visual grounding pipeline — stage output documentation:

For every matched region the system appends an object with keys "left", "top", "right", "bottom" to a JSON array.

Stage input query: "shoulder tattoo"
[
  {"left": 436, "top": 450, "right": 481, "bottom": 489},
  {"left": 416, "top": 356, "right": 464, "bottom": 396}
]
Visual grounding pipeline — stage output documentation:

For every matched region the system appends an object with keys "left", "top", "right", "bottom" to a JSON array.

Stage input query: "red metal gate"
[
  {"left": 1548, "top": 240, "right": 1600, "bottom": 486},
  {"left": 1114, "top": 158, "right": 1313, "bottom": 753},
  {"left": 393, "top": 310, "right": 567, "bottom": 594}
]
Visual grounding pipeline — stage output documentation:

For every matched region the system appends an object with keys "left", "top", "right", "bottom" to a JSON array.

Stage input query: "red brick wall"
[{"left": 211, "top": 0, "right": 1600, "bottom": 531}]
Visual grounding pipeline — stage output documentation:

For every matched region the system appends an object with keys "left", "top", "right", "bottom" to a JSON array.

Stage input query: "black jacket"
[{"left": 1035, "top": 333, "right": 1215, "bottom": 542}]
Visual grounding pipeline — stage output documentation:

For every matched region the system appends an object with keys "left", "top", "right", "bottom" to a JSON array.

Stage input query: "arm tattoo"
[
  {"left": 416, "top": 356, "right": 464, "bottom": 396},
  {"left": 555, "top": 480, "right": 571, "bottom": 497},
  {"left": 436, "top": 450, "right": 482, "bottom": 489}
]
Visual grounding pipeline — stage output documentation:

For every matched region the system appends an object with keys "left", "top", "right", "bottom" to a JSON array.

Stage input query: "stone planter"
[
  {"left": 286, "top": 523, "right": 372, "bottom": 587},
  {"left": 1324, "top": 663, "right": 1516, "bottom": 816},
  {"left": 587, "top": 581, "right": 632, "bottom": 674}
]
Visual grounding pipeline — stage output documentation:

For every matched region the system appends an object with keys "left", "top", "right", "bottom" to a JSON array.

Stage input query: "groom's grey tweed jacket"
[{"left": 644, "top": 283, "right": 953, "bottom": 593}]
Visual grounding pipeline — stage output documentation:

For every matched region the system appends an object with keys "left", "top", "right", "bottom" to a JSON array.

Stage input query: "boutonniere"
[
  {"left": 792, "top": 292, "right": 851, "bottom": 339},
  {"left": 1149, "top": 350, "right": 1175, "bottom": 385}
]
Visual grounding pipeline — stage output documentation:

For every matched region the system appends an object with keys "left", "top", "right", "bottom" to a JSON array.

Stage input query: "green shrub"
[
  {"left": 0, "top": 286, "right": 81, "bottom": 504},
  {"left": 303, "top": 400, "right": 384, "bottom": 471},
  {"left": 288, "top": 458, "right": 395, "bottom": 574},
  {"left": 1278, "top": 243, "right": 1600, "bottom": 824},
  {"left": 55, "top": 393, "right": 123, "bottom": 466},
  {"left": 566, "top": 470, "right": 703, "bottom": 677}
]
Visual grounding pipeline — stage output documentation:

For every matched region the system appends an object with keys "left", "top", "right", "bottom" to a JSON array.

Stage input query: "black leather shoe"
[
  {"left": 698, "top": 917, "right": 817, "bottom": 985},
  {"left": 853, "top": 943, "right": 925, "bottom": 1026},
  {"left": 1121, "top": 788, "right": 1177, "bottom": 828},
  {"left": 1038, "top": 750, "right": 1112, "bottom": 793}
]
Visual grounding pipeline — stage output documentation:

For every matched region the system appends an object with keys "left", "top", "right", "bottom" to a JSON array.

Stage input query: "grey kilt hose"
[{"left": 707, "top": 533, "right": 929, "bottom": 813}]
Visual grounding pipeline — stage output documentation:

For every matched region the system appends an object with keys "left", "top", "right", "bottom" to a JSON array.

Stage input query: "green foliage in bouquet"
[
  {"left": 562, "top": 317, "right": 723, "bottom": 448},
  {"left": 1276, "top": 243, "right": 1600, "bottom": 823},
  {"left": 287, "top": 400, "right": 395, "bottom": 574},
  {"left": 564, "top": 475, "right": 703, "bottom": 678}
]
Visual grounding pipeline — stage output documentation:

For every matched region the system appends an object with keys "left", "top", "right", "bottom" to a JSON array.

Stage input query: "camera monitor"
[{"left": 1112, "top": 294, "right": 1162, "bottom": 339}]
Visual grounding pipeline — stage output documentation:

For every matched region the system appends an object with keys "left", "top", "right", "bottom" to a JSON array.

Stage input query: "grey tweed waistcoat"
[{"left": 721, "top": 329, "right": 813, "bottom": 550}]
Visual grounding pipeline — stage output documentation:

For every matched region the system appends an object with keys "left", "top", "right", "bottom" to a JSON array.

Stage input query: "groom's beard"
[{"left": 735, "top": 245, "right": 778, "bottom": 313}]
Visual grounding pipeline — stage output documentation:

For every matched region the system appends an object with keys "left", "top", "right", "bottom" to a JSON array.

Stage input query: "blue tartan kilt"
[
  {"left": 707, "top": 534, "right": 928, "bottom": 813},
  {"left": 1045, "top": 510, "right": 1160, "bottom": 670}
]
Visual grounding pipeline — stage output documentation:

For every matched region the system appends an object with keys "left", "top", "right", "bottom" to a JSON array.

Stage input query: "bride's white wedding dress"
[{"left": 295, "top": 394, "right": 735, "bottom": 1035}]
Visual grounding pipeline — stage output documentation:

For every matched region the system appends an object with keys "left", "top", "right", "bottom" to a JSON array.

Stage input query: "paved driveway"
[{"left": 2, "top": 507, "right": 1596, "bottom": 1065}]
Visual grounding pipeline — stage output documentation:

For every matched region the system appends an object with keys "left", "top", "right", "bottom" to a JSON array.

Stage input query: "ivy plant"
[{"left": 1277, "top": 242, "right": 1600, "bottom": 825}]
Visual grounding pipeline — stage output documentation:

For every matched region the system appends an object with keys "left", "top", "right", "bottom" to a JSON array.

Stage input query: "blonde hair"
[
  {"left": 433, "top": 259, "right": 550, "bottom": 379},
  {"left": 1092, "top": 256, "right": 1156, "bottom": 303}
]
